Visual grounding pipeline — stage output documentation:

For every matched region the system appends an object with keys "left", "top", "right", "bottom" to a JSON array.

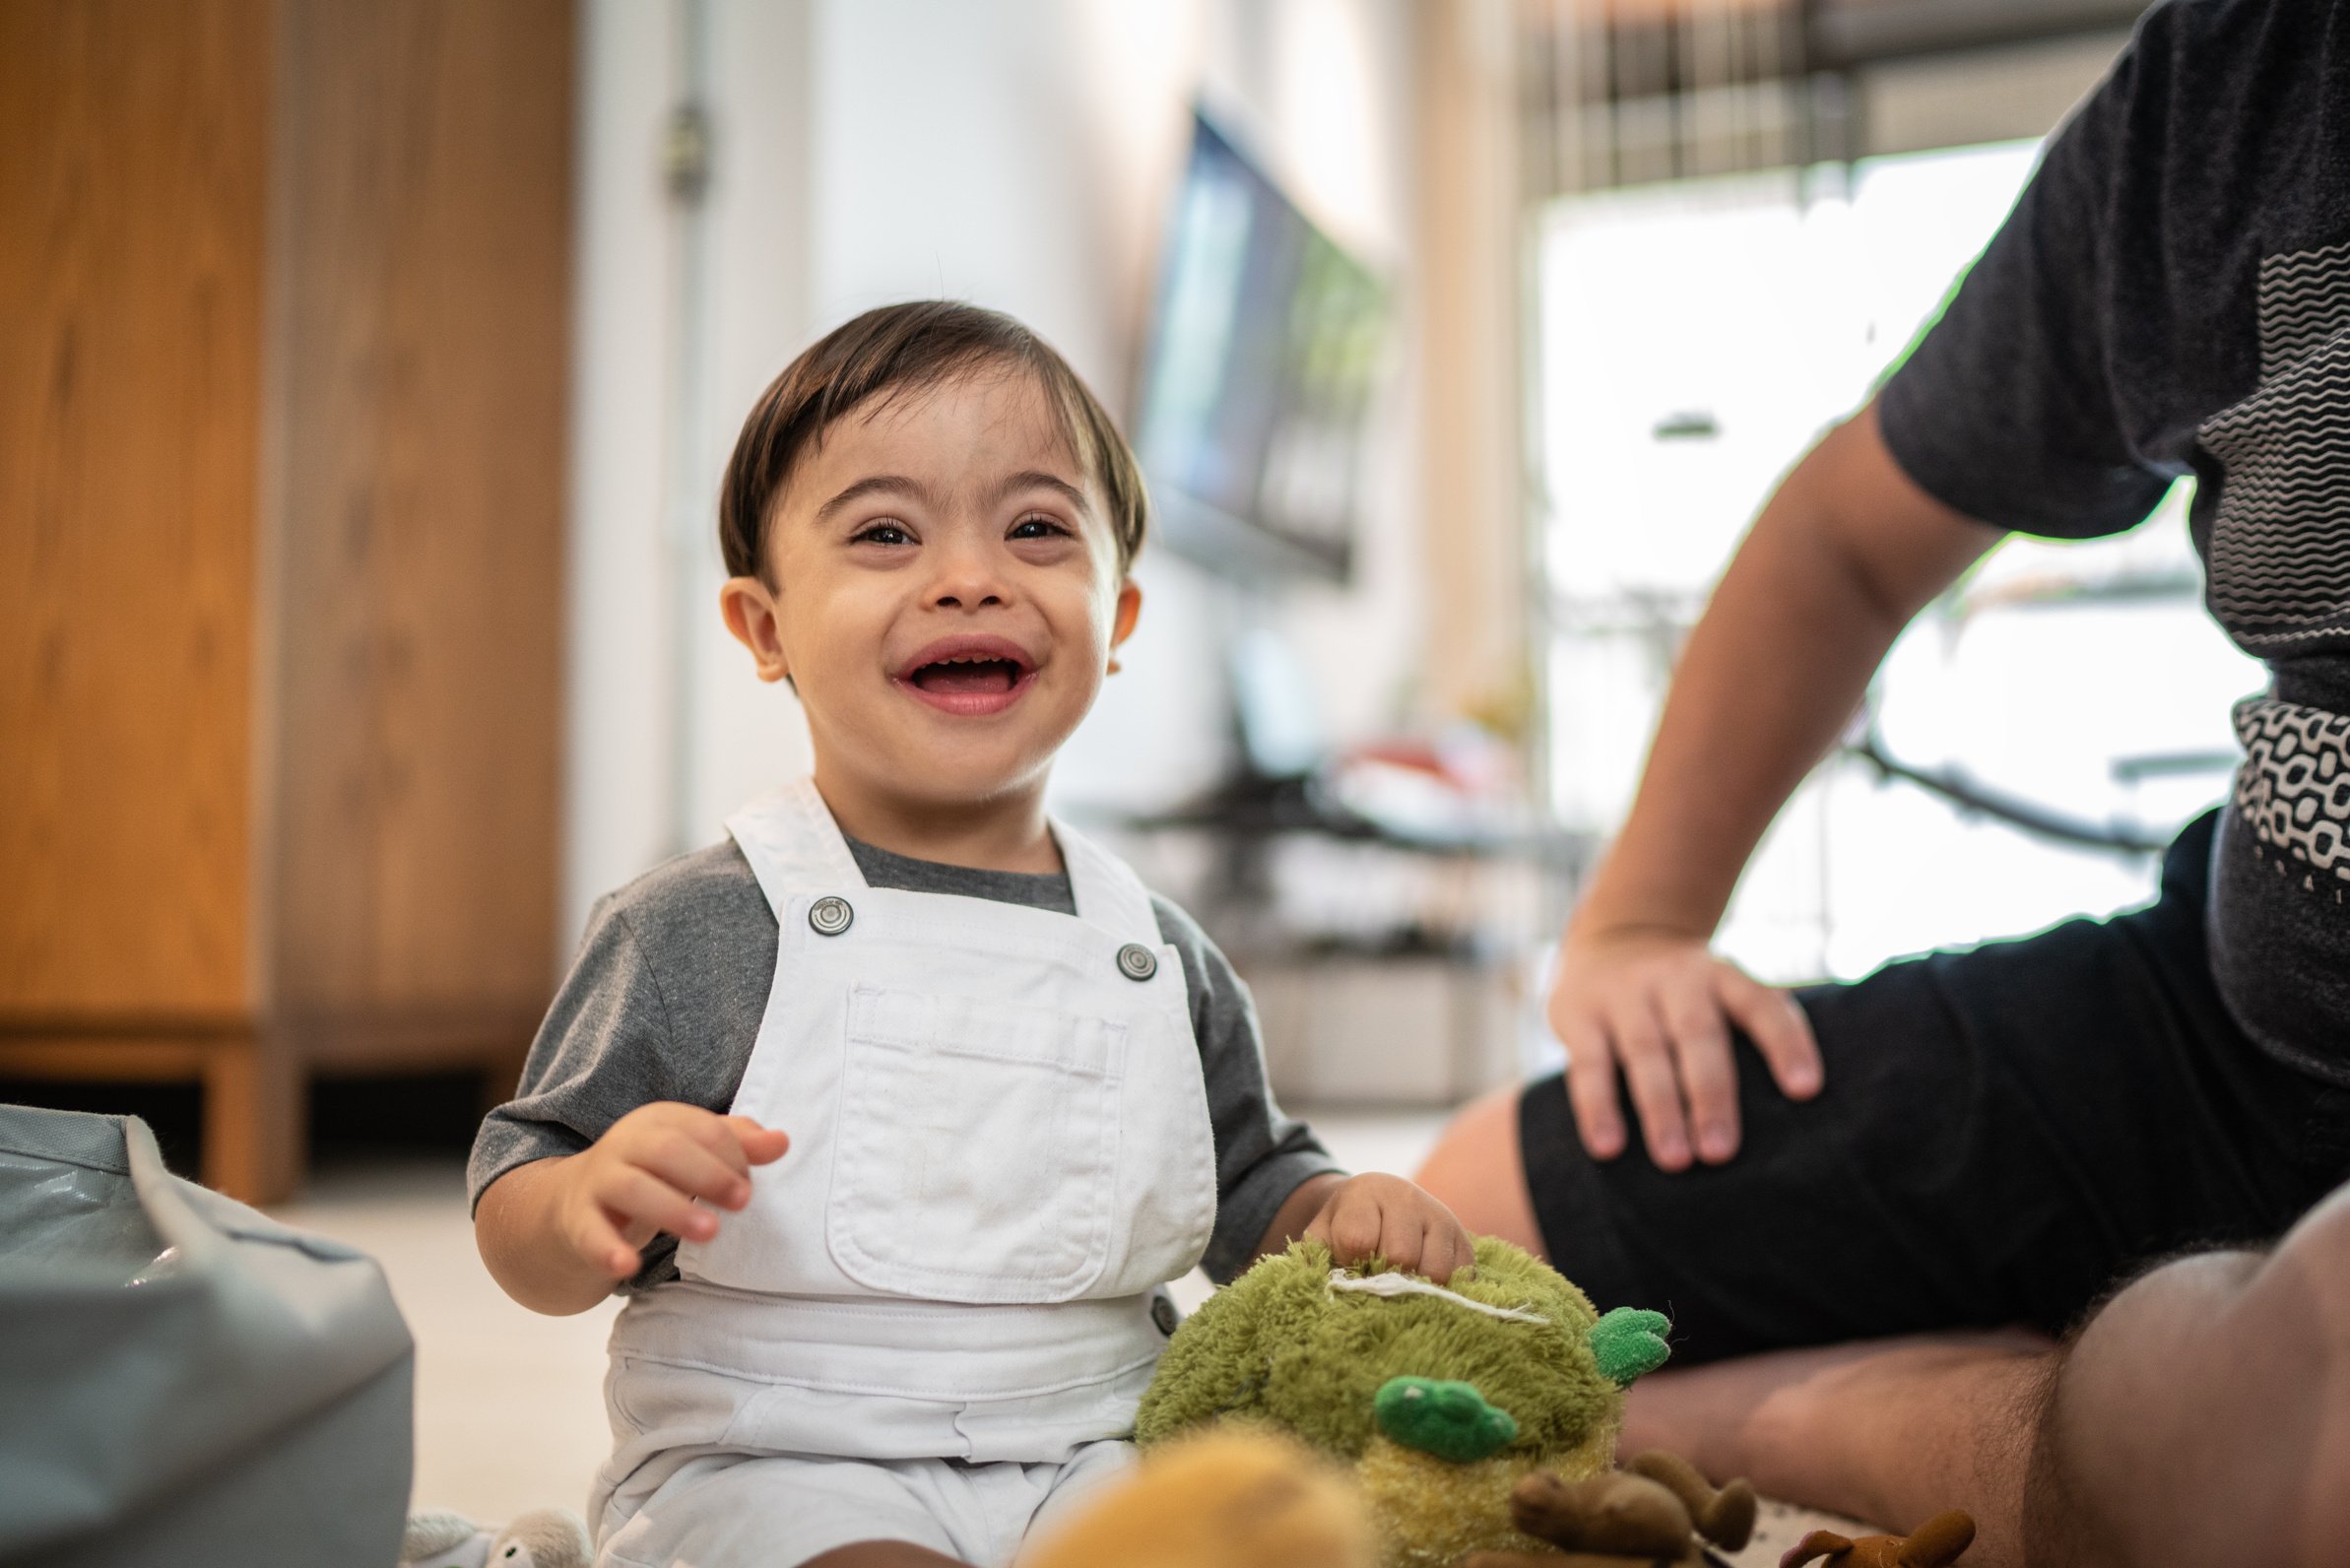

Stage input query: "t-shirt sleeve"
[
  {"left": 1152, "top": 895, "right": 1343, "bottom": 1284},
  {"left": 1874, "top": 29, "right": 2178, "bottom": 539},
  {"left": 465, "top": 894, "right": 695, "bottom": 1216}
]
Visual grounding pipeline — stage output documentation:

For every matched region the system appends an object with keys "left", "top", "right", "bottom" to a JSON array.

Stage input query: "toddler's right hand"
[{"left": 556, "top": 1103, "right": 790, "bottom": 1280}]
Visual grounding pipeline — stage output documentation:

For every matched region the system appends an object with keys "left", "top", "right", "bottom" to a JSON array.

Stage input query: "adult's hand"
[
  {"left": 1550, "top": 926, "right": 1819, "bottom": 1169},
  {"left": 1542, "top": 406, "right": 1995, "bottom": 1172}
]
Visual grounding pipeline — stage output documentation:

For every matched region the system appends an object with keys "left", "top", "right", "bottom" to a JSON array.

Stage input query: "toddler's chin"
[{"left": 874, "top": 743, "right": 1063, "bottom": 812}]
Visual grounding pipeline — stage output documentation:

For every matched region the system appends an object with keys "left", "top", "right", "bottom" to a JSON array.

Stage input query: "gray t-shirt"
[
  {"left": 1876, "top": 0, "right": 2350, "bottom": 1080},
  {"left": 468, "top": 835, "right": 1338, "bottom": 1286}
]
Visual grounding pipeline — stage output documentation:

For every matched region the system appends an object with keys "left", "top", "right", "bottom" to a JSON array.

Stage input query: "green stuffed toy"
[{"left": 1136, "top": 1236, "right": 1672, "bottom": 1568}]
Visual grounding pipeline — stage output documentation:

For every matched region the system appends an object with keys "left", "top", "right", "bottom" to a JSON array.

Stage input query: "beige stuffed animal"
[{"left": 400, "top": 1507, "right": 593, "bottom": 1568}]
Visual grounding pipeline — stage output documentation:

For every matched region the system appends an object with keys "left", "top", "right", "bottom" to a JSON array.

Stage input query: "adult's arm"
[
  {"left": 1615, "top": 1180, "right": 2350, "bottom": 1568},
  {"left": 1552, "top": 401, "right": 2001, "bottom": 1169}
]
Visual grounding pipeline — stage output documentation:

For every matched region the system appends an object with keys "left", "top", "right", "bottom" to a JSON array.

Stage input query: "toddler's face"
[{"left": 728, "top": 369, "right": 1139, "bottom": 814}]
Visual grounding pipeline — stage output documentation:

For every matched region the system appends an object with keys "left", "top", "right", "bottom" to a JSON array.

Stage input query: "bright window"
[{"left": 1536, "top": 142, "right": 2265, "bottom": 982}]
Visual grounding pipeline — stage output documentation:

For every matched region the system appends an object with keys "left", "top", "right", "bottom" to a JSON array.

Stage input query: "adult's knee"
[{"left": 2024, "top": 1220, "right": 2350, "bottom": 1568}]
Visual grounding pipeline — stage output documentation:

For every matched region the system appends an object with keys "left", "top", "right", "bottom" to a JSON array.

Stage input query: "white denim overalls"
[{"left": 590, "top": 778, "right": 1218, "bottom": 1568}]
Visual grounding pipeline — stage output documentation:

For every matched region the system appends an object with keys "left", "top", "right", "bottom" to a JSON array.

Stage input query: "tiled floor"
[
  {"left": 270, "top": 1156, "right": 621, "bottom": 1526},
  {"left": 267, "top": 1107, "right": 1866, "bottom": 1559}
]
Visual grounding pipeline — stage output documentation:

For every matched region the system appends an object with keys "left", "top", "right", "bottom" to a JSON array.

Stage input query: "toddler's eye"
[
  {"left": 853, "top": 521, "right": 912, "bottom": 547},
  {"left": 1009, "top": 514, "right": 1070, "bottom": 540}
]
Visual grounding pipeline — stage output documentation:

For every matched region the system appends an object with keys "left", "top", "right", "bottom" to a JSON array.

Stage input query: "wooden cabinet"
[{"left": 0, "top": 0, "right": 574, "bottom": 1201}]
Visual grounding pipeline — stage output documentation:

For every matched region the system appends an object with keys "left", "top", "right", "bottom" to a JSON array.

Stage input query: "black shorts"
[{"left": 1520, "top": 810, "right": 2350, "bottom": 1365}]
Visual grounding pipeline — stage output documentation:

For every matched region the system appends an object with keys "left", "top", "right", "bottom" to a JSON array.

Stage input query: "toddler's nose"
[
  {"left": 926, "top": 546, "right": 1009, "bottom": 610},
  {"left": 932, "top": 584, "right": 1006, "bottom": 609}
]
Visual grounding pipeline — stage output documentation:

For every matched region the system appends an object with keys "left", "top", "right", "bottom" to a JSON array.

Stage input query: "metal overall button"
[
  {"left": 808, "top": 896, "right": 854, "bottom": 936},
  {"left": 1116, "top": 943, "right": 1157, "bottom": 981}
]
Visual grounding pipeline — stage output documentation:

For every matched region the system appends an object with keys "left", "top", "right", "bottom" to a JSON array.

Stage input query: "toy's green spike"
[
  {"left": 1373, "top": 1375, "right": 1519, "bottom": 1464},
  {"left": 1589, "top": 1307, "right": 1672, "bottom": 1387}
]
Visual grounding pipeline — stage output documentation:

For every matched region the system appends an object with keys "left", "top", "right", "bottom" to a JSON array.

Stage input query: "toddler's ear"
[
  {"left": 1108, "top": 579, "right": 1142, "bottom": 674},
  {"left": 719, "top": 575, "right": 792, "bottom": 684}
]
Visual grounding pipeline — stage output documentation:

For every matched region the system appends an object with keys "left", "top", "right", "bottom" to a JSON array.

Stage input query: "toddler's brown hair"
[{"left": 719, "top": 301, "right": 1148, "bottom": 581}]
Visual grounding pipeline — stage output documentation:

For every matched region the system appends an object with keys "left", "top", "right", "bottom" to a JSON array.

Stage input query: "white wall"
[
  {"left": 563, "top": 0, "right": 688, "bottom": 946},
  {"left": 561, "top": 0, "right": 1430, "bottom": 948}
]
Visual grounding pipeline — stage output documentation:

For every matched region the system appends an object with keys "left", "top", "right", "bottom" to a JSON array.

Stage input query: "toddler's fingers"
[
  {"left": 571, "top": 1204, "right": 641, "bottom": 1280},
  {"left": 1311, "top": 1193, "right": 1384, "bottom": 1266},
  {"left": 635, "top": 1132, "right": 754, "bottom": 1210},
  {"left": 669, "top": 1109, "right": 753, "bottom": 1177},
  {"left": 598, "top": 1166, "right": 719, "bottom": 1245},
  {"left": 1413, "top": 1218, "right": 1460, "bottom": 1283},
  {"left": 1378, "top": 1205, "right": 1426, "bottom": 1276},
  {"left": 1422, "top": 1209, "right": 1476, "bottom": 1284},
  {"left": 724, "top": 1115, "right": 793, "bottom": 1165}
]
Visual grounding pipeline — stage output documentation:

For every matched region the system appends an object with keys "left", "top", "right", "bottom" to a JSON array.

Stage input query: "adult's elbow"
[{"left": 1784, "top": 402, "right": 2004, "bottom": 633}]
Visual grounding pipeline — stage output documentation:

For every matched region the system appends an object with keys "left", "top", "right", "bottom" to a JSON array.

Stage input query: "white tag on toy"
[{"left": 1327, "top": 1270, "right": 1548, "bottom": 1324}]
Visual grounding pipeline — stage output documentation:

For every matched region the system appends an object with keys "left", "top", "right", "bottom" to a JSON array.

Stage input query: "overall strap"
[
  {"left": 725, "top": 776, "right": 867, "bottom": 915},
  {"left": 1051, "top": 818, "right": 1164, "bottom": 948}
]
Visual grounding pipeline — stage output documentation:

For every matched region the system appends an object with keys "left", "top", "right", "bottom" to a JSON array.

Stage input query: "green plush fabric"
[
  {"left": 1374, "top": 1377, "right": 1519, "bottom": 1463},
  {"left": 1590, "top": 1307, "right": 1674, "bottom": 1387},
  {"left": 1136, "top": 1237, "right": 1632, "bottom": 1464}
]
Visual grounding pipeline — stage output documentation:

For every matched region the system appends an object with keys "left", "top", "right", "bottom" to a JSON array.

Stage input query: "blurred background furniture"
[
  {"left": 1123, "top": 766, "right": 1571, "bottom": 1105},
  {"left": 0, "top": 0, "right": 574, "bottom": 1203},
  {"left": 1109, "top": 626, "right": 1586, "bottom": 1107}
]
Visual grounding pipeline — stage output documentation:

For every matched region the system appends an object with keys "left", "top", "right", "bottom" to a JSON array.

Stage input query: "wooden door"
[{"left": 0, "top": 0, "right": 273, "bottom": 1025}]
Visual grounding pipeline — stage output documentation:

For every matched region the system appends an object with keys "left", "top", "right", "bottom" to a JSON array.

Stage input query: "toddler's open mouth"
[
  {"left": 911, "top": 658, "right": 1022, "bottom": 695},
  {"left": 893, "top": 636, "right": 1039, "bottom": 716}
]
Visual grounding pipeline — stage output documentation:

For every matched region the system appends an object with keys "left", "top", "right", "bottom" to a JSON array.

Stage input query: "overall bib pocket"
[{"left": 828, "top": 985, "right": 1125, "bottom": 1302}]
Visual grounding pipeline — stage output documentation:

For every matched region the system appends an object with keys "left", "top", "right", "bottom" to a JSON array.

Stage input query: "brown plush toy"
[
  {"left": 1462, "top": 1449, "right": 1757, "bottom": 1568},
  {"left": 1779, "top": 1510, "right": 1977, "bottom": 1568}
]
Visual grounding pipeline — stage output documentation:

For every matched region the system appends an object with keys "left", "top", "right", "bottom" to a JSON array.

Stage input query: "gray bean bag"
[{"left": 0, "top": 1104, "right": 413, "bottom": 1566}]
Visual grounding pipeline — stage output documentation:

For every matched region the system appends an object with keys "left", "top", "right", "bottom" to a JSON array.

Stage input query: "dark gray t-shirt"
[
  {"left": 468, "top": 836, "right": 1338, "bottom": 1286},
  {"left": 1876, "top": 0, "right": 2350, "bottom": 1079}
]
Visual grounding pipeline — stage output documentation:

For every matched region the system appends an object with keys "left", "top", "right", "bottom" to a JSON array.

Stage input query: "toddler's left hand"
[{"left": 1306, "top": 1173, "right": 1475, "bottom": 1283}]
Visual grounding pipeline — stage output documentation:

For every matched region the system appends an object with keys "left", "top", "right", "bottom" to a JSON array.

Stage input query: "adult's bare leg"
[
  {"left": 1613, "top": 1179, "right": 2350, "bottom": 1568},
  {"left": 1427, "top": 1078, "right": 2056, "bottom": 1552},
  {"left": 1617, "top": 1331, "right": 2053, "bottom": 1565},
  {"left": 2024, "top": 1182, "right": 2350, "bottom": 1568}
]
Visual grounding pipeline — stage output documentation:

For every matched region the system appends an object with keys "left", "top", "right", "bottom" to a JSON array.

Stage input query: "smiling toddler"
[{"left": 468, "top": 303, "right": 1473, "bottom": 1568}]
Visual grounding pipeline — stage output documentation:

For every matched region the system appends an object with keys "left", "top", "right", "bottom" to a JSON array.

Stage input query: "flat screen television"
[{"left": 1134, "top": 112, "right": 1392, "bottom": 585}]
